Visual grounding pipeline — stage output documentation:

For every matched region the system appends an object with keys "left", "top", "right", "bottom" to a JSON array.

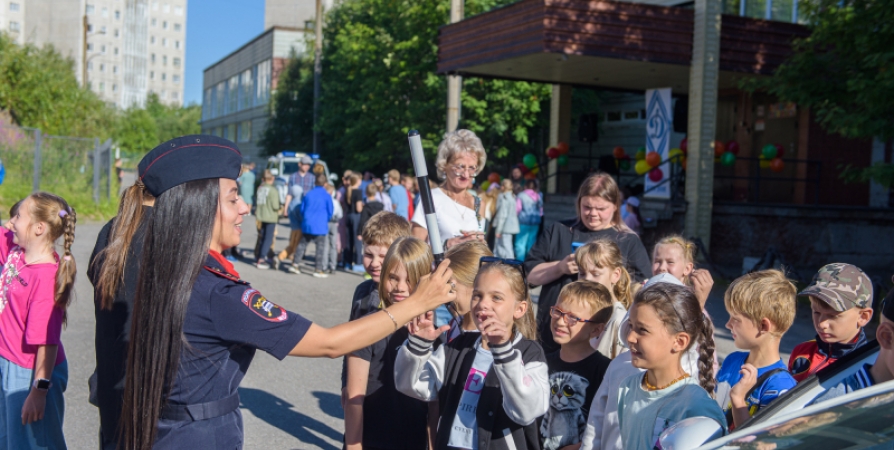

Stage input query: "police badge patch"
[{"left": 241, "top": 289, "right": 288, "bottom": 322}]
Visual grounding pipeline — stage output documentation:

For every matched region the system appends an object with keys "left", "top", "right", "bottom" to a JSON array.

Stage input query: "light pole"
[
  {"left": 446, "top": 0, "right": 463, "bottom": 132},
  {"left": 312, "top": 0, "right": 323, "bottom": 155}
]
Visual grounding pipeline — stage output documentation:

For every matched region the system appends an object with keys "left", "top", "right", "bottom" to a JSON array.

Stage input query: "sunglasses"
[{"left": 478, "top": 256, "right": 528, "bottom": 287}]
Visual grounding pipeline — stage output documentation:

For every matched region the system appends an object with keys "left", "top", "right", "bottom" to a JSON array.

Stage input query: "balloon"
[
  {"left": 613, "top": 146, "right": 626, "bottom": 159},
  {"left": 720, "top": 151, "right": 736, "bottom": 166},
  {"left": 557, "top": 142, "right": 570, "bottom": 155},
  {"left": 726, "top": 140, "right": 740, "bottom": 155},
  {"left": 646, "top": 151, "right": 661, "bottom": 168},
  {"left": 648, "top": 167, "right": 663, "bottom": 182},
  {"left": 762, "top": 144, "right": 777, "bottom": 160},
  {"left": 770, "top": 157, "right": 785, "bottom": 173},
  {"left": 759, "top": 156, "right": 771, "bottom": 169},
  {"left": 480, "top": 181, "right": 491, "bottom": 191},
  {"left": 618, "top": 159, "right": 631, "bottom": 171},
  {"left": 520, "top": 164, "right": 531, "bottom": 174},
  {"left": 680, "top": 137, "right": 688, "bottom": 154},
  {"left": 557, "top": 155, "right": 569, "bottom": 166},
  {"left": 488, "top": 172, "right": 501, "bottom": 183},
  {"left": 635, "top": 149, "right": 646, "bottom": 161},
  {"left": 523, "top": 153, "right": 537, "bottom": 169},
  {"left": 546, "top": 147, "right": 559, "bottom": 159},
  {"left": 775, "top": 143, "right": 785, "bottom": 159},
  {"left": 714, "top": 140, "right": 726, "bottom": 157},
  {"left": 524, "top": 172, "right": 536, "bottom": 180},
  {"left": 530, "top": 166, "right": 540, "bottom": 175},
  {"left": 634, "top": 159, "right": 650, "bottom": 175},
  {"left": 668, "top": 148, "right": 684, "bottom": 163}
]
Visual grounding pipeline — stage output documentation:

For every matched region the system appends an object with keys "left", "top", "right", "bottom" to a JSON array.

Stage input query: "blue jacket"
[{"left": 300, "top": 186, "right": 334, "bottom": 235}]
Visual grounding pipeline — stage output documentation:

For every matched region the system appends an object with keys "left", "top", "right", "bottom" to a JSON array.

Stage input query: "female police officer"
[{"left": 120, "top": 136, "right": 456, "bottom": 450}]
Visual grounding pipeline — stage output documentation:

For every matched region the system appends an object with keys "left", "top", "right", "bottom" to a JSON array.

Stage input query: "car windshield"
[
  {"left": 721, "top": 390, "right": 894, "bottom": 449},
  {"left": 282, "top": 162, "right": 300, "bottom": 175}
]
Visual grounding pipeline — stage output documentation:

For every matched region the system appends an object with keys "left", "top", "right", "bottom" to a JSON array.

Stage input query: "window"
[
  {"left": 152, "top": 1, "right": 158, "bottom": 10},
  {"left": 172, "top": 74, "right": 180, "bottom": 84},
  {"left": 87, "top": 43, "right": 94, "bottom": 51},
  {"left": 239, "top": 69, "right": 253, "bottom": 110},
  {"left": 161, "top": 73, "right": 166, "bottom": 81},
  {"left": 149, "top": 71, "right": 154, "bottom": 80},
  {"left": 102, "top": 7, "right": 108, "bottom": 17},
  {"left": 624, "top": 110, "right": 641, "bottom": 120},
  {"left": 228, "top": 75, "right": 238, "bottom": 113},
  {"left": 99, "top": 82, "right": 105, "bottom": 91},
  {"left": 87, "top": 62, "right": 93, "bottom": 70},
  {"left": 162, "top": 55, "right": 167, "bottom": 65},
  {"left": 115, "top": 10, "right": 120, "bottom": 19},
  {"left": 114, "top": 47, "right": 119, "bottom": 55},
  {"left": 113, "top": 65, "right": 118, "bottom": 73},
  {"left": 606, "top": 111, "right": 622, "bottom": 122},
  {"left": 171, "top": 91, "right": 178, "bottom": 100},
  {"left": 87, "top": 24, "right": 94, "bottom": 32},
  {"left": 203, "top": 88, "right": 212, "bottom": 120},
  {"left": 151, "top": 53, "right": 156, "bottom": 63},
  {"left": 163, "top": 3, "right": 170, "bottom": 13},
  {"left": 8, "top": 21, "right": 20, "bottom": 32},
  {"left": 237, "top": 121, "right": 252, "bottom": 142},
  {"left": 175, "top": 6, "right": 183, "bottom": 15},
  {"left": 255, "top": 59, "right": 271, "bottom": 105},
  {"left": 162, "top": 38, "right": 167, "bottom": 47},
  {"left": 114, "top": 29, "right": 119, "bottom": 37},
  {"left": 100, "top": 63, "right": 105, "bottom": 72},
  {"left": 226, "top": 124, "right": 236, "bottom": 140},
  {"left": 161, "top": 90, "right": 166, "bottom": 98},
  {"left": 151, "top": 36, "right": 155, "bottom": 44},
  {"left": 162, "top": 20, "right": 167, "bottom": 29},
  {"left": 101, "top": 25, "right": 107, "bottom": 33},
  {"left": 112, "top": 84, "right": 117, "bottom": 92},
  {"left": 10, "top": 3, "right": 20, "bottom": 12},
  {"left": 173, "top": 57, "right": 181, "bottom": 68},
  {"left": 86, "top": 4, "right": 94, "bottom": 14},
  {"left": 101, "top": 44, "right": 106, "bottom": 53},
  {"left": 151, "top": 18, "right": 156, "bottom": 26},
  {"left": 216, "top": 81, "right": 226, "bottom": 116},
  {"left": 174, "top": 40, "right": 180, "bottom": 49},
  {"left": 173, "top": 23, "right": 181, "bottom": 31}
]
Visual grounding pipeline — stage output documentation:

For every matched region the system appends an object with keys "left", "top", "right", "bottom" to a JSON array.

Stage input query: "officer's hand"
[{"left": 412, "top": 259, "right": 456, "bottom": 311}]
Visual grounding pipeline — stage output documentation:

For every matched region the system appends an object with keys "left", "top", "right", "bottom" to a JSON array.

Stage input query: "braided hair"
[{"left": 27, "top": 192, "right": 77, "bottom": 322}]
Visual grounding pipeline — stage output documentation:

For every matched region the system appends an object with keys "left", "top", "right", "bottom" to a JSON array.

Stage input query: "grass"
[{"left": 1, "top": 132, "right": 119, "bottom": 222}]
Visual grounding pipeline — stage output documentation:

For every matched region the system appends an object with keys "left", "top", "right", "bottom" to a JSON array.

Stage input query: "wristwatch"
[{"left": 32, "top": 378, "right": 51, "bottom": 391}]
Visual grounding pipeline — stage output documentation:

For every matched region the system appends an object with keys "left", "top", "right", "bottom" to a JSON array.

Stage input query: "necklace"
[
  {"left": 443, "top": 189, "right": 470, "bottom": 220},
  {"left": 642, "top": 372, "right": 690, "bottom": 391}
]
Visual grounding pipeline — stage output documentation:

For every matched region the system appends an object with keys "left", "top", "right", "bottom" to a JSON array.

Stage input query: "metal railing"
[{"left": 713, "top": 156, "right": 822, "bottom": 204}]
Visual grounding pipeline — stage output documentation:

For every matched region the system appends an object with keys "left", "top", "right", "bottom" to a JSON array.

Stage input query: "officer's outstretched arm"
[{"left": 289, "top": 260, "right": 456, "bottom": 358}]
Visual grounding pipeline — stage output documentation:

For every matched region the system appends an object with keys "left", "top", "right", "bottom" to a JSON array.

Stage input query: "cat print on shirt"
[{"left": 540, "top": 372, "right": 589, "bottom": 450}]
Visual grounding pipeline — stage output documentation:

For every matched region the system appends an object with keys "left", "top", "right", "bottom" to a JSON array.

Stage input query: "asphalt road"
[{"left": 61, "top": 216, "right": 820, "bottom": 449}]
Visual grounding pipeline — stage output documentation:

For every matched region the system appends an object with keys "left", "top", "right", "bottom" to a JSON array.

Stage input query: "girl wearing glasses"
[{"left": 395, "top": 259, "right": 549, "bottom": 450}]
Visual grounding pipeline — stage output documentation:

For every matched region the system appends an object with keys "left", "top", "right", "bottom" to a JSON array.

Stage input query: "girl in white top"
[
  {"left": 574, "top": 239, "right": 634, "bottom": 360},
  {"left": 411, "top": 130, "right": 486, "bottom": 250}
]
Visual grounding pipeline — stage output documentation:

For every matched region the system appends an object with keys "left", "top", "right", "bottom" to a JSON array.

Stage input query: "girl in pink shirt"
[{"left": 0, "top": 192, "right": 76, "bottom": 449}]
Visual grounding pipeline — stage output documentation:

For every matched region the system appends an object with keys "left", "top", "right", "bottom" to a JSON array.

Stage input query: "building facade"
[
  {"left": 4, "top": 0, "right": 185, "bottom": 108},
  {"left": 200, "top": 27, "right": 306, "bottom": 161}
]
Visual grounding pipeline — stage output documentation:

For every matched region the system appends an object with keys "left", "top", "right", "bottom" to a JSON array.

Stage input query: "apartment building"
[{"left": 1, "top": 0, "right": 26, "bottom": 45}]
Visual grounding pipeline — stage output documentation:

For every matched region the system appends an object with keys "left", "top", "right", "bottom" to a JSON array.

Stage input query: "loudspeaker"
[
  {"left": 578, "top": 113, "right": 599, "bottom": 143},
  {"left": 673, "top": 98, "right": 688, "bottom": 133}
]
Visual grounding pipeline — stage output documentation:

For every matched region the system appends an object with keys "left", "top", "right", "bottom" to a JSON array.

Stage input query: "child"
[
  {"left": 788, "top": 263, "right": 874, "bottom": 382},
  {"left": 651, "top": 234, "right": 714, "bottom": 309},
  {"left": 715, "top": 270, "right": 798, "bottom": 430},
  {"left": 617, "top": 283, "right": 726, "bottom": 449},
  {"left": 443, "top": 241, "right": 493, "bottom": 341},
  {"left": 812, "top": 284, "right": 894, "bottom": 404},
  {"left": 358, "top": 183, "right": 385, "bottom": 240},
  {"left": 541, "top": 281, "right": 612, "bottom": 450},
  {"left": 254, "top": 171, "right": 281, "bottom": 269},
  {"left": 576, "top": 239, "right": 633, "bottom": 359},
  {"left": 395, "top": 258, "right": 549, "bottom": 450},
  {"left": 493, "top": 179, "right": 520, "bottom": 259},
  {"left": 344, "top": 237, "right": 432, "bottom": 450},
  {"left": 1, "top": 192, "right": 76, "bottom": 449},
  {"left": 515, "top": 179, "right": 542, "bottom": 261},
  {"left": 622, "top": 197, "right": 641, "bottom": 235}
]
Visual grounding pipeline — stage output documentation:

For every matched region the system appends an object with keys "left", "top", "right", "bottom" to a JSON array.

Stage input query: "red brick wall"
[{"left": 271, "top": 57, "right": 289, "bottom": 91}]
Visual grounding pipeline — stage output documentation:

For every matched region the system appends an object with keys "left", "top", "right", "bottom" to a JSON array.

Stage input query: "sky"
[{"left": 184, "top": 0, "right": 265, "bottom": 106}]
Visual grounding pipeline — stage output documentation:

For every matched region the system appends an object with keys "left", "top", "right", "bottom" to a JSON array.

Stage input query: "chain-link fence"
[{"left": 0, "top": 123, "right": 113, "bottom": 206}]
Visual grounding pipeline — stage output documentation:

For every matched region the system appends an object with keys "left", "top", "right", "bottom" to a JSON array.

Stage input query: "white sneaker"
[
  {"left": 256, "top": 261, "right": 271, "bottom": 270},
  {"left": 288, "top": 264, "right": 302, "bottom": 274},
  {"left": 313, "top": 271, "right": 329, "bottom": 279}
]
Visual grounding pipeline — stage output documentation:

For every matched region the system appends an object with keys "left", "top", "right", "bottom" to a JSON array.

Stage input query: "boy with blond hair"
[
  {"left": 541, "top": 281, "right": 612, "bottom": 450},
  {"left": 349, "top": 211, "right": 413, "bottom": 320},
  {"left": 715, "top": 269, "right": 798, "bottom": 430},
  {"left": 788, "top": 263, "right": 874, "bottom": 382}
]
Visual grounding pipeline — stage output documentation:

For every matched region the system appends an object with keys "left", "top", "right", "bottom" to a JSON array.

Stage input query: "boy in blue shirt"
[{"left": 715, "top": 269, "right": 798, "bottom": 430}]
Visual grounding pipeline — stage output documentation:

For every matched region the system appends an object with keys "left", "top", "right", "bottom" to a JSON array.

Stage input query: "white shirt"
[{"left": 411, "top": 188, "right": 481, "bottom": 242}]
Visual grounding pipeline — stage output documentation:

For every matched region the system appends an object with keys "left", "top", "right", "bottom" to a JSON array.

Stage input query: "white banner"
[{"left": 644, "top": 88, "right": 672, "bottom": 199}]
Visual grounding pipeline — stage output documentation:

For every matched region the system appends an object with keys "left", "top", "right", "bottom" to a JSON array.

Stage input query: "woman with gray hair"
[{"left": 411, "top": 129, "right": 487, "bottom": 250}]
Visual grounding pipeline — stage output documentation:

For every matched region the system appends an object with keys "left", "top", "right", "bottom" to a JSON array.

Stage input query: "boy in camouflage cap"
[{"left": 788, "top": 263, "right": 874, "bottom": 382}]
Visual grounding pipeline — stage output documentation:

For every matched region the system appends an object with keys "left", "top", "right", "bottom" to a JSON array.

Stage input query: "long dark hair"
[
  {"left": 93, "top": 181, "right": 155, "bottom": 310},
  {"left": 634, "top": 283, "right": 716, "bottom": 394},
  {"left": 121, "top": 179, "right": 220, "bottom": 449}
]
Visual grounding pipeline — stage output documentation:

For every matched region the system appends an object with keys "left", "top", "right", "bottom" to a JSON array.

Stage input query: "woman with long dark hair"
[
  {"left": 88, "top": 174, "right": 155, "bottom": 450},
  {"left": 121, "top": 136, "right": 456, "bottom": 449}
]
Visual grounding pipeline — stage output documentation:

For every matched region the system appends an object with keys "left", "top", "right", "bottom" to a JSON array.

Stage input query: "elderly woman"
[
  {"left": 411, "top": 129, "right": 487, "bottom": 250},
  {"left": 523, "top": 172, "right": 652, "bottom": 353}
]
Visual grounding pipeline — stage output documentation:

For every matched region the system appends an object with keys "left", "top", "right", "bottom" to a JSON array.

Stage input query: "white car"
[
  {"left": 658, "top": 340, "right": 882, "bottom": 449},
  {"left": 266, "top": 151, "right": 331, "bottom": 205}
]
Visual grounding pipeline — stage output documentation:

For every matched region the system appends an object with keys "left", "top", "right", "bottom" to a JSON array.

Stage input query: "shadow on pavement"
[
  {"left": 239, "top": 387, "right": 342, "bottom": 450},
  {"left": 312, "top": 391, "right": 344, "bottom": 420}
]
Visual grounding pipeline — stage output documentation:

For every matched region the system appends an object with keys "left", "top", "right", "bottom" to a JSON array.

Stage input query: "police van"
[{"left": 265, "top": 151, "right": 331, "bottom": 204}]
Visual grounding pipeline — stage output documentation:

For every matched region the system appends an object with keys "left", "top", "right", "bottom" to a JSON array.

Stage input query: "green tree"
[
  {"left": 115, "top": 107, "right": 158, "bottom": 154},
  {"left": 743, "top": 0, "right": 894, "bottom": 186},
  {"left": 263, "top": 0, "right": 550, "bottom": 175},
  {"left": 144, "top": 92, "right": 202, "bottom": 142}
]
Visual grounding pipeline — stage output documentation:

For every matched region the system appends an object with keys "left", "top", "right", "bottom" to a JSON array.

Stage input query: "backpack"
[{"left": 724, "top": 368, "right": 786, "bottom": 430}]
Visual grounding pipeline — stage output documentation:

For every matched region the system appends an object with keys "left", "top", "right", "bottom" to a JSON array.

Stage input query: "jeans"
[
  {"left": 515, "top": 224, "right": 539, "bottom": 261},
  {"left": 494, "top": 233, "right": 515, "bottom": 259},
  {"left": 344, "top": 213, "right": 363, "bottom": 268},
  {"left": 323, "top": 222, "right": 339, "bottom": 271},
  {"left": 0, "top": 356, "right": 68, "bottom": 450},
  {"left": 255, "top": 222, "right": 277, "bottom": 262},
  {"left": 294, "top": 234, "right": 326, "bottom": 272}
]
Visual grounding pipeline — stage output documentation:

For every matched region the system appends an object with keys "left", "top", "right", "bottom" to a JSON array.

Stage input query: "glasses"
[
  {"left": 479, "top": 256, "right": 528, "bottom": 286},
  {"left": 549, "top": 306, "right": 595, "bottom": 326},
  {"left": 450, "top": 164, "right": 479, "bottom": 177}
]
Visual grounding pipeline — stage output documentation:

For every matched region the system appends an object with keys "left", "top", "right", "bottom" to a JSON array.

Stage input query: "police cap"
[{"left": 139, "top": 135, "right": 243, "bottom": 197}]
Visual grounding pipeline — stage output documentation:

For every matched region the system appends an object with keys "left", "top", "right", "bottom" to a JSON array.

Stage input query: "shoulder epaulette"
[{"left": 203, "top": 265, "right": 249, "bottom": 285}]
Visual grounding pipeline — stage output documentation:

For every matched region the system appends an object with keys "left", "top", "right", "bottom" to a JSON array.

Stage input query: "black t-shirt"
[
  {"left": 523, "top": 219, "right": 651, "bottom": 353},
  {"left": 345, "top": 188, "right": 363, "bottom": 214},
  {"left": 342, "top": 280, "right": 380, "bottom": 388},
  {"left": 540, "top": 350, "right": 611, "bottom": 450},
  {"left": 353, "top": 327, "right": 429, "bottom": 449}
]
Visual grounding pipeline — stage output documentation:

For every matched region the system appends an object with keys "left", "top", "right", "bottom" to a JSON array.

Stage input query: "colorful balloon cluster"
[
  {"left": 480, "top": 172, "right": 503, "bottom": 191},
  {"left": 718, "top": 140, "right": 738, "bottom": 167},
  {"left": 760, "top": 143, "right": 785, "bottom": 173},
  {"left": 544, "top": 142, "right": 570, "bottom": 168}
]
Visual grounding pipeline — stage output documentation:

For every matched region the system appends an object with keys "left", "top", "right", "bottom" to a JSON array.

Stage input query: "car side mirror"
[{"left": 658, "top": 416, "right": 724, "bottom": 450}]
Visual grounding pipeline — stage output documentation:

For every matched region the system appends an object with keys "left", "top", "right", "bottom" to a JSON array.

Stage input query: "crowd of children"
[{"left": 0, "top": 166, "right": 891, "bottom": 450}]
